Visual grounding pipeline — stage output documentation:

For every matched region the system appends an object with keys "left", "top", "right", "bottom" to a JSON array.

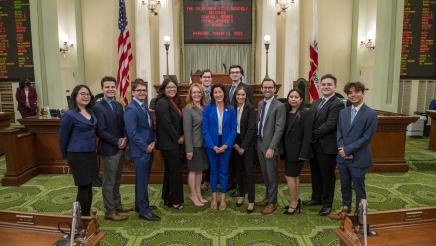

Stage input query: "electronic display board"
[
  {"left": 184, "top": 0, "right": 252, "bottom": 44},
  {"left": 400, "top": 0, "right": 436, "bottom": 79}
]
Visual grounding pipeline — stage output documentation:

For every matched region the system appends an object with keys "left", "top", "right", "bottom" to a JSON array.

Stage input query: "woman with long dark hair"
[
  {"left": 15, "top": 78, "right": 37, "bottom": 118},
  {"left": 59, "top": 85, "right": 98, "bottom": 216},
  {"left": 282, "top": 89, "right": 313, "bottom": 215},
  {"left": 155, "top": 78, "right": 185, "bottom": 209},
  {"left": 231, "top": 86, "right": 257, "bottom": 213},
  {"left": 202, "top": 83, "right": 237, "bottom": 211}
]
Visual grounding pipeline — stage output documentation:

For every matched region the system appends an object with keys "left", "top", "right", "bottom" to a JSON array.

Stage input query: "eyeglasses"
[
  {"left": 79, "top": 93, "right": 91, "bottom": 97},
  {"left": 134, "top": 89, "right": 147, "bottom": 93},
  {"left": 201, "top": 76, "right": 211, "bottom": 79},
  {"left": 230, "top": 71, "right": 241, "bottom": 74},
  {"left": 166, "top": 86, "right": 177, "bottom": 89}
]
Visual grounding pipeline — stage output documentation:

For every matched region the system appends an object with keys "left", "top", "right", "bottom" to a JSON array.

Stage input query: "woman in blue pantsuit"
[{"left": 202, "top": 83, "right": 237, "bottom": 211}]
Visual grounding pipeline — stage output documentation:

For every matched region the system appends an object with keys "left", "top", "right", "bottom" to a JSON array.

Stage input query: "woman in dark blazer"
[
  {"left": 59, "top": 85, "right": 98, "bottom": 216},
  {"left": 15, "top": 78, "right": 37, "bottom": 118},
  {"left": 155, "top": 78, "right": 185, "bottom": 209},
  {"left": 183, "top": 83, "right": 209, "bottom": 207},
  {"left": 231, "top": 87, "right": 257, "bottom": 213},
  {"left": 202, "top": 83, "right": 237, "bottom": 211},
  {"left": 282, "top": 89, "right": 313, "bottom": 215}
]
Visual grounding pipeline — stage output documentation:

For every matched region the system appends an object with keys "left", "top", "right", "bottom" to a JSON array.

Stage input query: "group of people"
[{"left": 58, "top": 65, "right": 377, "bottom": 222}]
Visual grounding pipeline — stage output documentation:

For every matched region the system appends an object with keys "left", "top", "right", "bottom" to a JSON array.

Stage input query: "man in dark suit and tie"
[
  {"left": 94, "top": 76, "right": 131, "bottom": 221},
  {"left": 124, "top": 79, "right": 160, "bottom": 221},
  {"left": 226, "top": 65, "right": 254, "bottom": 104},
  {"left": 256, "top": 79, "right": 286, "bottom": 215},
  {"left": 303, "top": 74, "right": 345, "bottom": 216},
  {"left": 330, "top": 82, "right": 377, "bottom": 220}
]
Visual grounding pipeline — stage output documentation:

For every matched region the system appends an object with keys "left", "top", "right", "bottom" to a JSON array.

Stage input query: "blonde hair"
[{"left": 185, "top": 83, "right": 207, "bottom": 108}]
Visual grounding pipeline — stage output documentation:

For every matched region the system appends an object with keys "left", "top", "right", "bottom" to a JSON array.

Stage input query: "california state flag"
[{"left": 308, "top": 0, "right": 320, "bottom": 100}]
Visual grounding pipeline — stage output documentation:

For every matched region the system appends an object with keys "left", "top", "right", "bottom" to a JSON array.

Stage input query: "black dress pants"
[
  {"left": 161, "top": 148, "right": 184, "bottom": 205},
  {"left": 309, "top": 152, "right": 337, "bottom": 208},
  {"left": 77, "top": 183, "right": 93, "bottom": 216}
]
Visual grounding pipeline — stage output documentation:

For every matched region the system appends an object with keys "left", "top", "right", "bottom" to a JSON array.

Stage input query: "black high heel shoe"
[{"left": 283, "top": 199, "right": 301, "bottom": 215}]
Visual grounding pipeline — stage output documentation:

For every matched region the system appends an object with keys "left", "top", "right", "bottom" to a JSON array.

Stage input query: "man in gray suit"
[{"left": 256, "top": 78, "right": 286, "bottom": 215}]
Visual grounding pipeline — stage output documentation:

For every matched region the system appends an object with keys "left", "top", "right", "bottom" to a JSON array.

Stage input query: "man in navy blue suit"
[
  {"left": 330, "top": 82, "right": 377, "bottom": 220},
  {"left": 94, "top": 76, "right": 131, "bottom": 221},
  {"left": 124, "top": 79, "right": 160, "bottom": 221}
]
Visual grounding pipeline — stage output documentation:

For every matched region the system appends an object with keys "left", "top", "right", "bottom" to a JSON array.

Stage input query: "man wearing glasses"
[
  {"left": 124, "top": 79, "right": 160, "bottom": 221},
  {"left": 226, "top": 65, "right": 253, "bottom": 104},
  {"left": 256, "top": 79, "right": 286, "bottom": 215},
  {"left": 200, "top": 69, "right": 213, "bottom": 104}
]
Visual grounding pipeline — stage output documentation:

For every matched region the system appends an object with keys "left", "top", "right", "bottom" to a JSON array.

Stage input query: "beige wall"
[
  {"left": 81, "top": 0, "right": 136, "bottom": 94},
  {"left": 299, "top": 0, "right": 353, "bottom": 96},
  {"left": 78, "top": 0, "right": 353, "bottom": 97}
]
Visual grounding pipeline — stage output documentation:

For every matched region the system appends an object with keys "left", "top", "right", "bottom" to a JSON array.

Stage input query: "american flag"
[
  {"left": 117, "top": 0, "right": 133, "bottom": 105},
  {"left": 308, "top": 0, "right": 320, "bottom": 100}
]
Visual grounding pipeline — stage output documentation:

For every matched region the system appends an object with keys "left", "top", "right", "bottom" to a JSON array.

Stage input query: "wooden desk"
[
  {"left": 335, "top": 206, "right": 436, "bottom": 246},
  {"left": 426, "top": 110, "right": 436, "bottom": 151},
  {"left": 0, "top": 209, "right": 105, "bottom": 246},
  {"left": 0, "top": 112, "right": 13, "bottom": 154},
  {"left": 0, "top": 110, "right": 417, "bottom": 185}
]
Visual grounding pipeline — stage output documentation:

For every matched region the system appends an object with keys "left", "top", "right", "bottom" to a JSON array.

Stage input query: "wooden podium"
[
  {"left": 335, "top": 206, "right": 436, "bottom": 246},
  {"left": 190, "top": 72, "right": 232, "bottom": 84},
  {"left": 0, "top": 112, "right": 13, "bottom": 154},
  {"left": 0, "top": 209, "right": 105, "bottom": 246}
]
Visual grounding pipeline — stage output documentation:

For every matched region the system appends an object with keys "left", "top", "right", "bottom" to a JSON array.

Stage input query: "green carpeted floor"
[{"left": 0, "top": 137, "right": 435, "bottom": 245}]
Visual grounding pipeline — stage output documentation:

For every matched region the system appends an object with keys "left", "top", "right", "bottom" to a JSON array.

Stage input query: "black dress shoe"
[
  {"left": 135, "top": 205, "right": 157, "bottom": 212},
  {"left": 246, "top": 208, "right": 254, "bottom": 214},
  {"left": 139, "top": 212, "right": 161, "bottom": 221},
  {"left": 302, "top": 200, "right": 322, "bottom": 206},
  {"left": 319, "top": 207, "right": 332, "bottom": 216},
  {"left": 231, "top": 190, "right": 240, "bottom": 197}
]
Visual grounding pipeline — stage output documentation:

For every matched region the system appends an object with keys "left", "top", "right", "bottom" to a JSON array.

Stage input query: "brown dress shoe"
[
  {"left": 117, "top": 204, "right": 133, "bottom": 213},
  {"left": 261, "top": 203, "right": 277, "bottom": 215},
  {"left": 329, "top": 206, "right": 350, "bottom": 220},
  {"left": 104, "top": 212, "right": 127, "bottom": 221},
  {"left": 255, "top": 199, "right": 268, "bottom": 207}
]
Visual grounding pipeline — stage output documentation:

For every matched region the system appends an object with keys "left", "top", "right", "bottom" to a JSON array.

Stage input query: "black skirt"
[{"left": 67, "top": 152, "right": 99, "bottom": 187}]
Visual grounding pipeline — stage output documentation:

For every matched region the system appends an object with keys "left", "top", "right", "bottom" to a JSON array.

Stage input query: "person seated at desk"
[{"left": 429, "top": 99, "right": 436, "bottom": 110}]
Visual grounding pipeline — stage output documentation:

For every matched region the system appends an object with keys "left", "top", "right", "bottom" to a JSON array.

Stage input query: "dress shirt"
[
  {"left": 133, "top": 97, "right": 151, "bottom": 127},
  {"left": 258, "top": 97, "right": 274, "bottom": 137},
  {"left": 217, "top": 107, "right": 224, "bottom": 135},
  {"left": 237, "top": 104, "right": 244, "bottom": 134}
]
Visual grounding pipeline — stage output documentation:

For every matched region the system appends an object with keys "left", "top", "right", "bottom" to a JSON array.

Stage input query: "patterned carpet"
[{"left": 0, "top": 136, "right": 435, "bottom": 245}]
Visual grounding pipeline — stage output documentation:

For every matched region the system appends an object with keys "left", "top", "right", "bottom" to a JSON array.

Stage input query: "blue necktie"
[
  {"left": 258, "top": 101, "right": 267, "bottom": 137},
  {"left": 110, "top": 101, "right": 116, "bottom": 112},
  {"left": 351, "top": 108, "right": 357, "bottom": 124},
  {"left": 142, "top": 104, "right": 150, "bottom": 128}
]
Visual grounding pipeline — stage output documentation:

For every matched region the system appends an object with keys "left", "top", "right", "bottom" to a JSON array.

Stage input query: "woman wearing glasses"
[
  {"left": 59, "top": 85, "right": 98, "bottom": 216},
  {"left": 155, "top": 78, "right": 185, "bottom": 209}
]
